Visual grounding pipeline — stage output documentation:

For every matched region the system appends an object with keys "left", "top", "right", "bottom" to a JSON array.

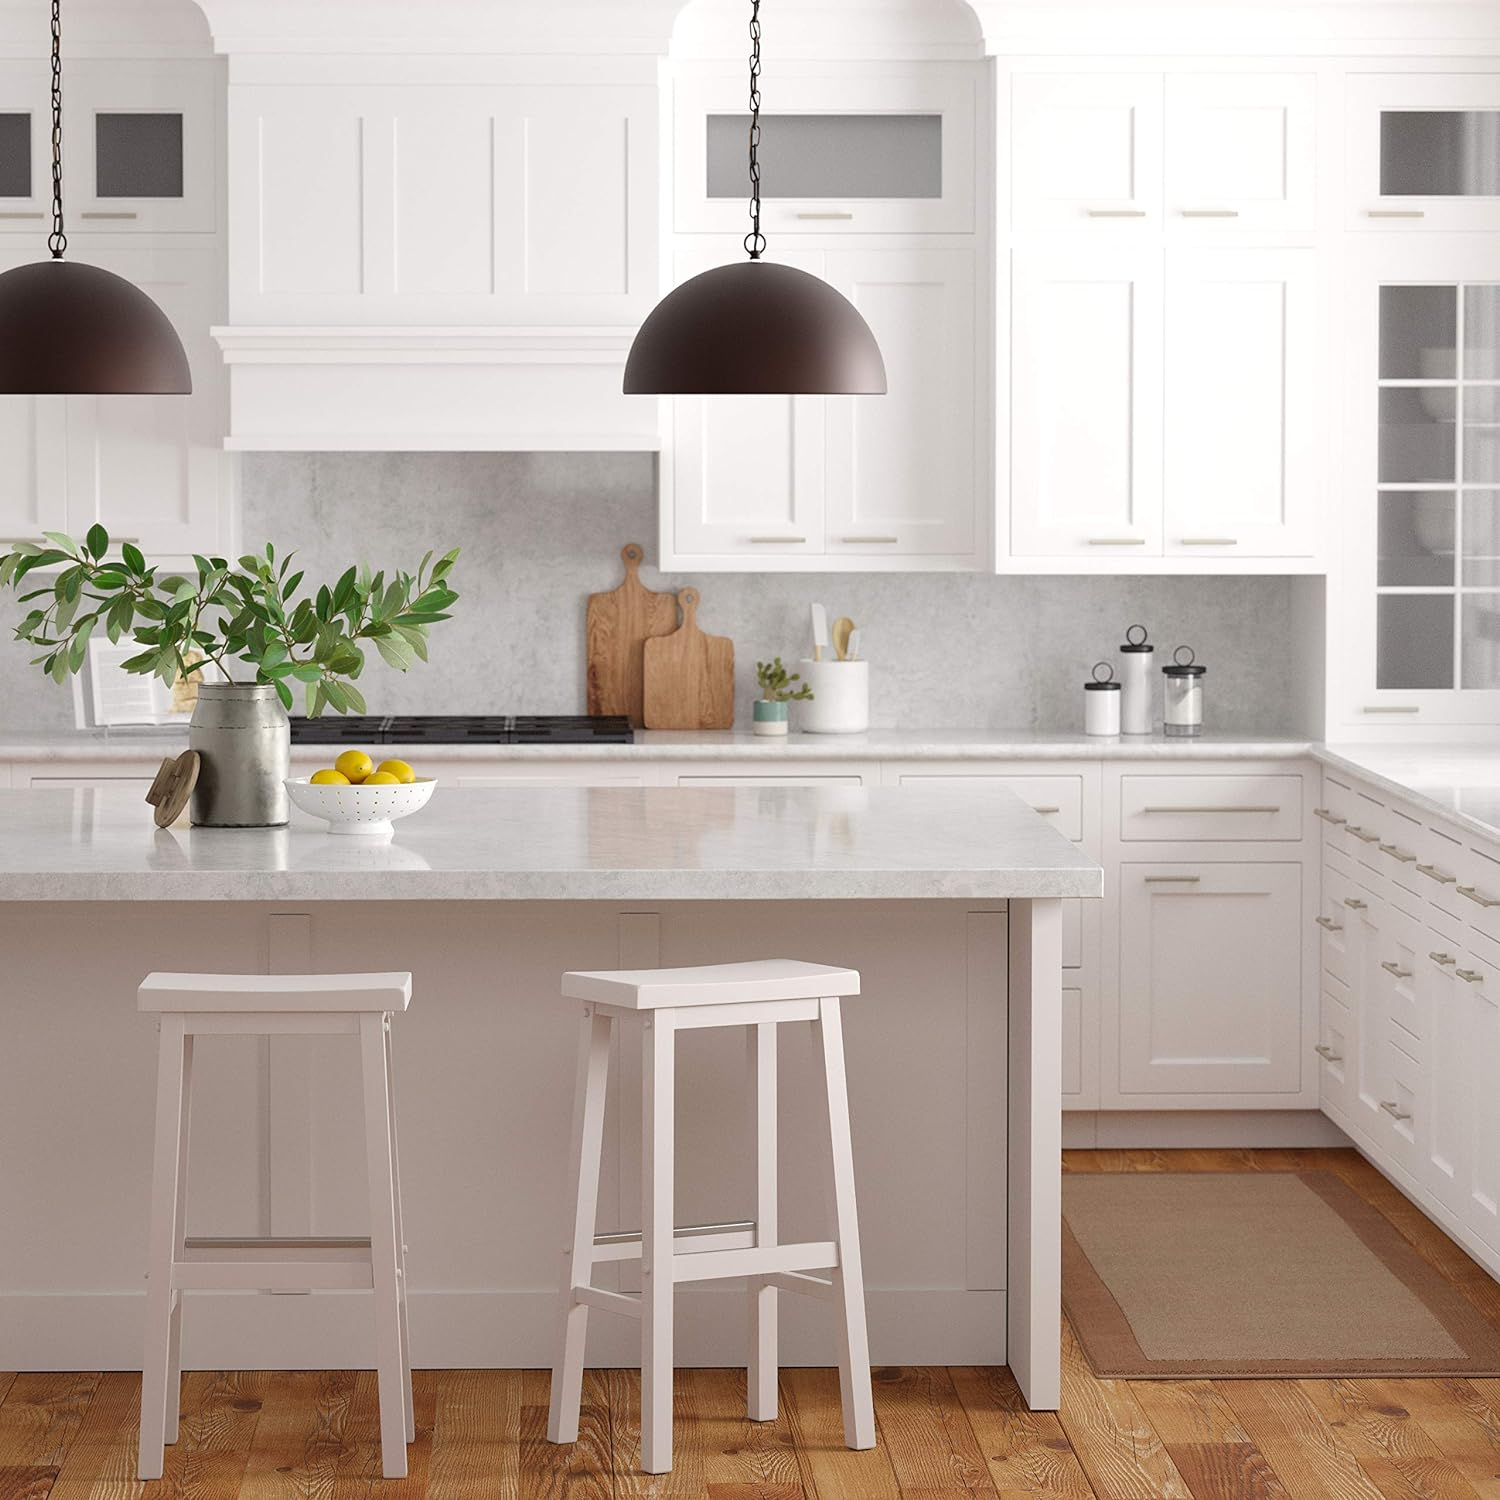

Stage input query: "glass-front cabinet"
[{"left": 1344, "top": 238, "right": 1500, "bottom": 724}]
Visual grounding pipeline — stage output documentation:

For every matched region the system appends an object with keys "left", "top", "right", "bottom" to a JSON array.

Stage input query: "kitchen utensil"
[
  {"left": 811, "top": 603, "right": 829, "bottom": 663},
  {"left": 643, "top": 587, "right": 735, "bottom": 730},
  {"left": 586, "top": 543, "right": 679, "bottom": 728},
  {"left": 799, "top": 658, "right": 870, "bottom": 734},
  {"left": 1084, "top": 663, "right": 1122, "bottom": 736},
  {"left": 1162, "top": 646, "right": 1206, "bottom": 737},
  {"left": 1119, "top": 624, "right": 1155, "bottom": 735},
  {"left": 144, "top": 750, "right": 199, "bottom": 828},
  {"left": 285, "top": 775, "right": 438, "bottom": 838},
  {"left": 847, "top": 628, "right": 862, "bottom": 661},
  {"left": 832, "top": 615, "right": 855, "bottom": 661}
]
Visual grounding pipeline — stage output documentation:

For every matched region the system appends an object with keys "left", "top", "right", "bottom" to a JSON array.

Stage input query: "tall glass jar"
[{"left": 1161, "top": 647, "right": 1206, "bottom": 737}]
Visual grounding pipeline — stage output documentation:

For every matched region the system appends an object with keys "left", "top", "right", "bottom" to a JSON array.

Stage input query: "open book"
[{"left": 75, "top": 640, "right": 204, "bottom": 728}]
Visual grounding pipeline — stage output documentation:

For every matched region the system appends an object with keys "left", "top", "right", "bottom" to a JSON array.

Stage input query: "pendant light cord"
[
  {"left": 48, "top": 0, "right": 64, "bottom": 259},
  {"left": 744, "top": 0, "right": 764, "bottom": 260}
]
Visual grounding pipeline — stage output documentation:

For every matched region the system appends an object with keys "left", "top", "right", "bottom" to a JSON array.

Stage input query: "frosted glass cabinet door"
[
  {"left": 1011, "top": 73, "right": 1162, "bottom": 231},
  {"left": 1164, "top": 74, "right": 1316, "bottom": 233},
  {"left": 1163, "top": 248, "right": 1320, "bottom": 557},
  {"left": 1010, "top": 244, "right": 1163, "bottom": 557},
  {"left": 0, "top": 61, "right": 53, "bottom": 226}
]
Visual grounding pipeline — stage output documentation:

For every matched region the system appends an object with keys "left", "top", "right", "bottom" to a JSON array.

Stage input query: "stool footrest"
[
  {"left": 766, "top": 1270, "right": 835, "bottom": 1301},
  {"left": 174, "top": 1236, "right": 375, "bottom": 1293},
  {"left": 673, "top": 1241, "right": 838, "bottom": 1285},
  {"left": 574, "top": 1286, "right": 643, "bottom": 1320},
  {"left": 591, "top": 1220, "right": 756, "bottom": 1263}
]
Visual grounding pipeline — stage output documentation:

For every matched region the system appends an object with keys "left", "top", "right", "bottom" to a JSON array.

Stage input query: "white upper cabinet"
[
  {"left": 674, "top": 68, "right": 975, "bottom": 237},
  {"left": 228, "top": 79, "right": 656, "bottom": 326},
  {"left": 1164, "top": 73, "right": 1315, "bottom": 234},
  {"left": 1011, "top": 73, "right": 1162, "bottom": 231},
  {"left": 1349, "top": 74, "right": 1500, "bottom": 232},
  {"left": 0, "top": 61, "right": 52, "bottom": 228},
  {"left": 1010, "top": 243, "right": 1163, "bottom": 556},
  {"left": 1163, "top": 247, "right": 1319, "bottom": 558}
]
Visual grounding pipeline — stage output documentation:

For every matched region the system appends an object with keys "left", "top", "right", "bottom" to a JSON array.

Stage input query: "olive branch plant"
[{"left": 0, "top": 526, "right": 460, "bottom": 717}]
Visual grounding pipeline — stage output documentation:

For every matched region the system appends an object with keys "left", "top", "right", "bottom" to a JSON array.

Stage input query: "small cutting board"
[
  {"left": 643, "top": 587, "right": 735, "bottom": 730},
  {"left": 586, "top": 543, "right": 679, "bottom": 728}
]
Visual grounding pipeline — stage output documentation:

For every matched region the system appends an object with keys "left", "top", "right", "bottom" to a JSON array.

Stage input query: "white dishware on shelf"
[{"left": 285, "top": 776, "right": 437, "bottom": 837}]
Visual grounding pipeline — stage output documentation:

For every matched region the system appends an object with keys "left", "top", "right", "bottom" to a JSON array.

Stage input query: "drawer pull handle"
[
  {"left": 1086, "top": 207, "right": 1148, "bottom": 217},
  {"left": 1314, "top": 808, "right": 1348, "bottom": 825},
  {"left": 1343, "top": 897, "right": 1368, "bottom": 910},
  {"left": 1180, "top": 208, "right": 1241, "bottom": 218},
  {"left": 1145, "top": 875, "right": 1202, "bottom": 884},
  {"left": 794, "top": 211, "right": 855, "bottom": 220},
  {"left": 1458, "top": 885, "right": 1500, "bottom": 909},
  {"left": 1087, "top": 536, "right": 1147, "bottom": 545},
  {"left": 1315, "top": 1043, "right": 1343, "bottom": 1062},
  {"left": 1380, "top": 1100, "right": 1413, "bottom": 1121},
  {"left": 1347, "top": 826, "right": 1382, "bottom": 843},
  {"left": 1458, "top": 968, "right": 1486, "bottom": 984},
  {"left": 1141, "top": 804, "right": 1281, "bottom": 815},
  {"left": 1367, "top": 208, "right": 1426, "bottom": 219},
  {"left": 1379, "top": 844, "right": 1417, "bottom": 862},
  {"left": 1178, "top": 537, "right": 1239, "bottom": 546},
  {"left": 1417, "top": 863, "right": 1457, "bottom": 884},
  {"left": 1363, "top": 704, "right": 1420, "bottom": 714},
  {"left": 1430, "top": 951, "right": 1457, "bottom": 966},
  {"left": 840, "top": 536, "right": 900, "bottom": 544},
  {"left": 747, "top": 536, "right": 808, "bottom": 545},
  {"left": 0, "top": 210, "right": 43, "bottom": 219},
  {"left": 80, "top": 210, "right": 138, "bottom": 220},
  {"left": 1030, "top": 805, "right": 1062, "bottom": 815},
  {"left": 1381, "top": 960, "right": 1414, "bottom": 979},
  {"left": 1316, "top": 915, "right": 1344, "bottom": 932}
]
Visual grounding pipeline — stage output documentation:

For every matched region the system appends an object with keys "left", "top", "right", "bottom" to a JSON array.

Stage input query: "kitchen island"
[{"left": 0, "top": 782, "right": 1097, "bottom": 1408}]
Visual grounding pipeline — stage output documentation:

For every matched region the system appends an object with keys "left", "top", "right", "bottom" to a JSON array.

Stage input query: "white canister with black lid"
[
  {"left": 1119, "top": 623, "right": 1154, "bottom": 735},
  {"left": 1162, "top": 645, "right": 1206, "bottom": 736},
  {"left": 1084, "top": 662, "right": 1122, "bottom": 736}
]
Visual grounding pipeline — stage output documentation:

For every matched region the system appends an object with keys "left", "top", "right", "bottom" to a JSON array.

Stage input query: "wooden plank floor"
[{"left": 7, "top": 1148, "right": 1500, "bottom": 1499}]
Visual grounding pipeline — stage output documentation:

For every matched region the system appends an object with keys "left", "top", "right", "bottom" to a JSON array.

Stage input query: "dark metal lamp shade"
[
  {"left": 623, "top": 260, "right": 887, "bottom": 396},
  {"left": 0, "top": 258, "right": 191, "bottom": 394}
]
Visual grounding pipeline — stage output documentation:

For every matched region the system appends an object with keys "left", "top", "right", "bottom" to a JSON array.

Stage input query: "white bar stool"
[
  {"left": 546, "top": 958, "right": 875, "bottom": 1474},
  {"left": 136, "top": 971, "right": 415, "bottom": 1481}
]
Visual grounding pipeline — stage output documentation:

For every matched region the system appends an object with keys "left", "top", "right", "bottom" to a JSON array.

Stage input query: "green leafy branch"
[
  {"left": 755, "top": 656, "right": 813, "bottom": 703},
  {"left": 0, "top": 525, "right": 460, "bottom": 716}
]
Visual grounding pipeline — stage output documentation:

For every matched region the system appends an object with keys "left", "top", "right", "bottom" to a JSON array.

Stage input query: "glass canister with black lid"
[{"left": 1162, "top": 645, "right": 1206, "bottom": 737}]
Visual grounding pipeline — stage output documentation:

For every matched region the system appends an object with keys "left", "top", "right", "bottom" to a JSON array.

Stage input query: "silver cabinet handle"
[
  {"left": 1380, "top": 1100, "right": 1413, "bottom": 1121},
  {"left": 747, "top": 537, "right": 807, "bottom": 545},
  {"left": 1086, "top": 207, "right": 1148, "bottom": 217},
  {"left": 1315, "top": 915, "right": 1344, "bottom": 932},
  {"left": 1458, "top": 885, "right": 1500, "bottom": 909},
  {"left": 1458, "top": 968, "right": 1486, "bottom": 984},
  {"left": 794, "top": 211, "right": 854, "bottom": 220},
  {"left": 1314, "top": 808, "right": 1348, "bottom": 825},
  {"left": 0, "top": 210, "right": 43, "bottom": 219},
  {"left": 1315, "top": 1043, "right": 1343, "bottom": 1062},
  {"left": 1145, "top": 875, "right": 1202, "bottom": 884},
  {"left": 80, "top": 210, "right": 138, "bottom": 220},
  {"left": 1430, "top": 951, "right": 1457, "bottom": 966},
  {"left": 1367, "top": 209, "right": 1425, "bottom": 219},
  {"left": 1417, "top": 863, "right": 1456, "bottom": 884},
  {"left": 840, "top": 536, "right": 899, "bottom": 544},
  {"left": 1343, "top": 897, "right": 1368, "bottom": 910},
  {"left": 1363, "top": 705, "right": 1419, "bottom": 714},
  {"left": 1141, "top": 804, "right": 1280, "bottom": 815},
  {"left": 1381, "top": 960, "right": 1414, "bottom": 979},
  {"left": 1379, "top": 844, "right": 1417, "bottom": 862},
  {"left": 1179, "top": 538, "right": 1239, "bottom": 546},
  {"left": 1180, "top": 208, "right": 1240, "bottom": 218},
  {"left": 1347, "top": 826, "right": 1381, "bottom": 843},
  {"left": 1087, "top": 537, "right": 1146, "bottom": 545},
  {"left": 1030, "top": 805, "right": 1062, "bottom": 816}
]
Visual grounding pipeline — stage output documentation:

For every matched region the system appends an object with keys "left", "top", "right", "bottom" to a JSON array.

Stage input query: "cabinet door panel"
[
  {"left": 1164, "top": 248, "right": 1319, "bottom": 558},
  {"left": 1318, "top": 982, "right": 1355, "bottom": 1118},
  {"left": 1116, "top": 862, "right": 1303, "bottom": 1098},
  {"left": 1165, "top": 73, "right": 1316, "bottom": 233},
  {"left": 0, "top": 61, "right": 52, "bottom": 221},
  {"left": 1012, "top": 73, "right": 1162, "bottom": 231},
  {"left": 825, "top": 249, "right": 976, "bottom": 557},
  {"left": 1465, "top": 958, "right": 1500, "bottom": 1254},
  {"left": 1421, "top": 945, "right": 1468, "bottom": 1217},
  {"left": 1011, "top": 245, "right": 1162, "bottom": 556}
]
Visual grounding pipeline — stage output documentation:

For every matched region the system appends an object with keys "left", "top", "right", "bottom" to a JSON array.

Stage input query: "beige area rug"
[{"left": 1062, "top": 1172, "right": 1500, "bottom": 1378}]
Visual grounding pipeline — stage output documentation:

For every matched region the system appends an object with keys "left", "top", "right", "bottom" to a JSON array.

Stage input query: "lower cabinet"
[{"left": 1113, "top": 861, "right": 1306, "bottom": 1104}]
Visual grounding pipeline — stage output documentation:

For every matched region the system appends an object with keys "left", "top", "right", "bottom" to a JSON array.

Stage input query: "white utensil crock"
[{"left": 798, "top": 658, "right": 870, "bottom": 734}]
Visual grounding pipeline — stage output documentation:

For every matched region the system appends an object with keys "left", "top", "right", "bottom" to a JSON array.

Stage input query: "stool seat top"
[
  {"left": 562, "top": 958, "right": 859, "bottom": 1010},
  {"left": 138, "top": 972, "right": 413, "bottom": 1013}
]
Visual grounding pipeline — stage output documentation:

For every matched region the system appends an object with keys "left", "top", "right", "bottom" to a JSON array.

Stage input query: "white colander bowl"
[{"left": 285, "top": 776, "right": 437, "bottom": 837}]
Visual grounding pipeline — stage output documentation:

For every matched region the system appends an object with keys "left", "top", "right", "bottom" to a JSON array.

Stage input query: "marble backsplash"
[{"left": 0, "top": 452, "right": 1305, "bottom": 734}]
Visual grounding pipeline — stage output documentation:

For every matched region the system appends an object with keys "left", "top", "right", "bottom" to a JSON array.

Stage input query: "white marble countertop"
[
  {"left": 0, "top": 726, "right": 1315, "bottom": 764},
  {"left": 1321, "top": 743, "right": 1500, "bottom": 845},
  {"left": 0, "top": 783, "right": 1102, "bottom": 903}
]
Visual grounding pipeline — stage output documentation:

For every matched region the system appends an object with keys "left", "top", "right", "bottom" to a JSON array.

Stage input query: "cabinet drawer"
[
  {"left": 1317, "top": 985, "right": 1353, "bottom": 1116},
  {"left": 1119, "top": 774, "right": 1301, "bottom": 841},
  {"left": 1380, "top": 1040, "right": 1420, "bottom": 1174},
  {"left": 893, "top": 772, "right": 1083, "bottom": 840},
  {"left": 1454, "top": 848, "right": 1500, "bottom": 947}
]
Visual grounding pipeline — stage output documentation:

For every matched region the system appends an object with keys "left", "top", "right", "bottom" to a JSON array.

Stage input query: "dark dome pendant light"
[
  {"left": 623, "top": 0, "right": 886, "bottom": 396},
  {"left": 0, "top": 0, "right": 191, "bottom": 395}
]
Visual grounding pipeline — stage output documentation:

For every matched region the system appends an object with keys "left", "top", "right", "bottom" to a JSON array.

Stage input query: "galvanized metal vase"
[{"left": 188, "top": 682, "right": 290, "bottom": 828}]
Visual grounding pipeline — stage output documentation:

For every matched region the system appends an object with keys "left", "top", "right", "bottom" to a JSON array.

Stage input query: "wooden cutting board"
[
  {"left": 586, "top": 543, "right": 678, "bottom": 727},
  {"left": 643, "top": 587, "right": 735, "bottom": 731}
]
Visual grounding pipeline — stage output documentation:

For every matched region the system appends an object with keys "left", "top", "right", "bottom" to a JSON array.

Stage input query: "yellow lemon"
[
  {"left": 309, "top": 768, "right": 350, "bottom": 786},
  {"left": 376, "top": 759, "right": 416, "bottom": 784},
  {"left": 334, "top": 749, "right": 374, "bottom": 784},
  {"left": 363, "top": 771, "right": 401, "bottom": 786}
]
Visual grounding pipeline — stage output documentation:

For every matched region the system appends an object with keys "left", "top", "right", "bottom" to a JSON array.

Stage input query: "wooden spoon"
[{"left": 832, "top": 616, "right": 856, "bottom": 661}]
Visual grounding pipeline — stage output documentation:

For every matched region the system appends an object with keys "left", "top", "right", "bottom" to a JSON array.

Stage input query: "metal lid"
[
  {"left": 1085, "top": 662, "right": 1121, "bottom": 691},
  {"left": 1120, "top": 623, "right": 1154, "bottom": 654},
  {"left": 1162, "top": 644, "right": 1206, "bottom": 677}
]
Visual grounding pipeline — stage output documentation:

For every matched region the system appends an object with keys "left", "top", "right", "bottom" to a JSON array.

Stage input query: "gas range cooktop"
[{"left": 288, "top": 714, "right": 635, "bottom": 745}]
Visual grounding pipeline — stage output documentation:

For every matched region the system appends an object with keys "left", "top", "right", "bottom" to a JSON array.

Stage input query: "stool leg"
[
  {"left": 359, "top": 1013, "right": 409, "bottom": 1480},
  {"left": 547, "top": 1005, "right": 614, "bottom": 1445},
  {"left": 383, "top": 1018, "right": 416, "bottom": 1444},
  {"left": 640, "top": 1011, "right": 676, "bottom": 1475},
  {"left": 817, "top": 998, "right": 875, "bottom": 1451},
  {"left": 747, "top": 1021, "right": 778, "bottom": 1422},
  {"left": 139, "top": 1016, "right": 193, "bottom": 1480}
]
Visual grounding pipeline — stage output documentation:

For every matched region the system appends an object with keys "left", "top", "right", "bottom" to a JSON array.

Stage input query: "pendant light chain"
[
  {"left": 47, "top": 0, "right": 64, "bottom": 259},
  {"left": 743, "top": 0, "right": 764, "bottom": 260}
]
